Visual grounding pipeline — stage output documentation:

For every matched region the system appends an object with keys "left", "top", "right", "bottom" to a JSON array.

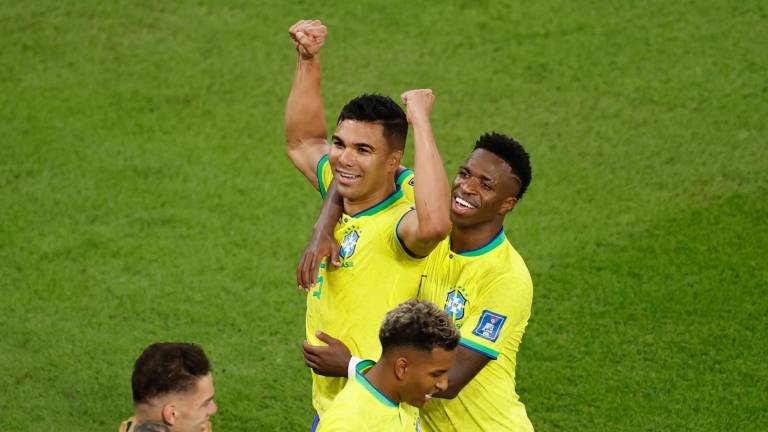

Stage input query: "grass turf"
[{"left": 1, "top": 1, "right": 766, "bottom": 430}]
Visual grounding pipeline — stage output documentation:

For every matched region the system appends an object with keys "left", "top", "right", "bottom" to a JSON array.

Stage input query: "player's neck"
[
  {"left": 363, "top": 361, "right": 402, "bottom": 405},
  {"left": 343, "top": 182, "right": 397, "bottom": 216},
  {"left": 450, "top": 220, "right": 504, "bottom": 254}
]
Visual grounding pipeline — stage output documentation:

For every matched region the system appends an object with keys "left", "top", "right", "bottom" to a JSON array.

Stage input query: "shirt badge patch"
[
  {"left": 340, "top": 230, "right": 360, "bottom": 259},
  {"left": 444, "top": 289, "right": 467, "bottom": 321},
  {"left": 472, "top": 310, "right": 507, "bottom": 342}
]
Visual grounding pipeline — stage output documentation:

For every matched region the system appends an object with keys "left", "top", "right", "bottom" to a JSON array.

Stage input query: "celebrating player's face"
[
  {"left": 400, "top": 347, "right": 456, "bottom": 408},
  {"left": 450, "top": 149, "right": 520, "bottom": 228},
  {"left": 330, "top": 120, "right": 400, "bottom": 203}
]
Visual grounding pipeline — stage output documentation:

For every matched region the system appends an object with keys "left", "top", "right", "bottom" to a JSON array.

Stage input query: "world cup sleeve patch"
[{"left": 472, "top": 310, "right": 507, "bottom": 342}]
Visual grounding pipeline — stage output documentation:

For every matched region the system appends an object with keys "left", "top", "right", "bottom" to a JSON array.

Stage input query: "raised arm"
[
  {"left": 284, "top": 19, "right": 330, "bottom": 190},
  {"left": 396, "top": 89, "right": 452, "bottom": 257}
]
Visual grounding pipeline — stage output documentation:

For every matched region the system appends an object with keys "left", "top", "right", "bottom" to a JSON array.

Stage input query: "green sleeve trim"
[
  {"left": 316, "top": 154, "right": 330, "bottom": 199},
  {"left": 459, "top": 337, "right": 499, "bottom": 360},
  {"left": 395, "top": 168, "right": 413, "bottom": 186},
  {"left": 394, "top": 208, "right": 425, "bottom": 259}
]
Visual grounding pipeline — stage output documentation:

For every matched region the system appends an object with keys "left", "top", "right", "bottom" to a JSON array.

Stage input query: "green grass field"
[{"left": 1, "top": 1, "right": 766, "bottom": 430}]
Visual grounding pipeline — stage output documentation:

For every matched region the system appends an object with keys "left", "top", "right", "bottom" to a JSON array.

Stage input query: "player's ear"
[
  {"left": 161, "top": 403, "right": 176, "bottom": 425},
  {"left": 394, "top": 356, "right": 408, "bottom": 381},
  {"left": 499, "top": 196, "right": 518, "bottom": 216},
  {"left": 387, "top": 148, "right": 403, "bottom": 172}
]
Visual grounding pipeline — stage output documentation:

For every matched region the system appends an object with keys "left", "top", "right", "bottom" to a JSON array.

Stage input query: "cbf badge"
[
  {"left": 472, "top": 310, "right": 507, "bottom": 342},
  {"left": 444, "top": 289, "right": 467, "bottom": 320},
  {"left": 340, "top": 230, "right": 360, "bottom": 259}
]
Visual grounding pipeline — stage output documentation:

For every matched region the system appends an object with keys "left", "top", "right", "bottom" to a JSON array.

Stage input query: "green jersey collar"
[
  {"left": 355, "top": 360, "right": 398, "bottom": 408},
  {"left": 455, "top": 228, "right": 506, "bottom": 257},
  {"left": 347, "top": 186, "right": 403, "bottom": 218}
]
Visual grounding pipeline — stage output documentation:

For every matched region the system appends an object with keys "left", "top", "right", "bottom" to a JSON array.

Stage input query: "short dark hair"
[
  {"left": 337, "top": 94, "right": 408, "bottom": 152},
  {"left": 474, "top": 132, "right": 532, "bottom": 200},
  {"left": 132, "top": 342, "right": 211, "bottom": 404},
  {"left": 380, "top": 299, "right": 460, "bottom": 354}
]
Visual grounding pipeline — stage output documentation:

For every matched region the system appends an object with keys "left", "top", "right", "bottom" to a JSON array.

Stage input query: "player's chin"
[
  {"left": 337, "top": 182, "right": 369, "bottom": 202},
  {"left": 408, "top": 395, "right": 431, "bottom": 408},
  {"left": 449, "top": 207, "right": 475, "bottom": 225},
  {"left": 335, "top": 182, "right": 357, "bottom": 198}
]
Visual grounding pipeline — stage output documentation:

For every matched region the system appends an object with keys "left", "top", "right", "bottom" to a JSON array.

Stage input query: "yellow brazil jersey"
[
  {"left": 317, "top": 360, "right": 422, "bottom": 432},
  {"left": 309, "top": 156, "right": 423, "bottom": 415},
  {"left": 417, "top": 230, "right": 534, "bottom": 432}
]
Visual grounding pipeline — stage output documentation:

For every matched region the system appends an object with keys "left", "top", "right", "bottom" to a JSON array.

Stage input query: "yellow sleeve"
[
  {"left": 389, "top": 208, "right": 425, "bottom": 260},
  {"left": 396, "top": 168, "right": 415, "bottom": 205},
  {"left": 316, "top": 154, "right": 334, "bottom": 199},
  {"left": 458, "top": 275, "right": 532, "bottom": 359}
]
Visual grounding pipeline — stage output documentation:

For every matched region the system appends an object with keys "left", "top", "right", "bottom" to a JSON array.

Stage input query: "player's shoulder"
[
  {"left": 319, "top": 397, "right": 376, "bottom": 431},
  {"left": 495, "top": 238, "right": 532, "bottom": 280},
  {"left": 319, "top": 395, "right": 363, "bottom": 430}
]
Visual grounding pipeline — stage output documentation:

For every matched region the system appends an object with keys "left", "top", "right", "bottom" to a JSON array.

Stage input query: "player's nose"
[
  {"left": 209, "top": 400, "right": 218, "bottom": 416},
  {"left": 459, "top": 177, "right": 478, "bottom": 195},
  {"left": 435, "top": 374, "right": 448, "bottom": 392},
  {"left": 337, "top": 147, "right": 354, "bottom": 167}
]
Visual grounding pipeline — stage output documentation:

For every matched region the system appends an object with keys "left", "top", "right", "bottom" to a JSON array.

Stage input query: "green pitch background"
[{"left": 1, "top": 1, "right": 766, "bottom": 430}]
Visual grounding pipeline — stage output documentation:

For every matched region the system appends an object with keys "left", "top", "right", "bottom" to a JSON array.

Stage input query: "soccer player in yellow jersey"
[
  {"left": 284, "top": 20, "right": 451, "bottom": 424},
  {"left": 301, "top": 133, "right": 535, "bottom": 431},
  {"left": 317, "top": 300, "right": 459, "bottom": 432}
]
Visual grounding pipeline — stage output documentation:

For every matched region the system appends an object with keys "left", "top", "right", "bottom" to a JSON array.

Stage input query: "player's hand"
[
  {"left": 302, "top": 331, "right": 351, "bottom": 377},
  {"left": 296, "top": 227, "right": 341, "bottom": 292},
  {"left": 400, "top": 89, "right": 435, "bottom": 125},
  {"left": 288, "top": 19, "right": 327, "bottom": 59}
]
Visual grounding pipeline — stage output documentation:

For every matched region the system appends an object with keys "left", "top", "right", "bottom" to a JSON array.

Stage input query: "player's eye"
[
  {"left": 458, "top": 170, "right": 469, "bottom": 178},
  {"left": 333, "top": 141, "right": 344, "bottom": 148},
  {"left": 481, "top": 182, "right": 492, "bottom": 190}
]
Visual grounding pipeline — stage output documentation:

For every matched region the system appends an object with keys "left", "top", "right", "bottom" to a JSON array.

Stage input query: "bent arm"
[
  {"left": 433, "top": 346, "right": 491, "bottom": 399},
  {"left": 297, "top": 181, "right": 344, "bottom": 290},
  {"left": 397, "top": 91, "right": 451, "bottom": 257}
]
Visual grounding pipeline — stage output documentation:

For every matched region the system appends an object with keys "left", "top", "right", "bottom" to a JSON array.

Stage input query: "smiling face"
[
  {"left": 451, "top": 149, "right": 521, "bottom": 228},
  {"left": 397, "top": 347, "right": 456, "bottom": 408},
  {"left": 329, "top": 120, "right": 401, "bottom": 203}
]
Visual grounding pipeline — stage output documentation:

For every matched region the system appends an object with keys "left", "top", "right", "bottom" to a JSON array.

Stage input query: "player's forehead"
[
  {"left": 460, "top": 149, "right": 514, "bottom": 183},
  {"left": 428, "top": 347, "right": 456, "bottom": 369},
  {"left": 334, "top": 119, "right": 388, "bottom": 148},
  {"left": 407, "top": 346, "right": 455, "bottom": 371}
]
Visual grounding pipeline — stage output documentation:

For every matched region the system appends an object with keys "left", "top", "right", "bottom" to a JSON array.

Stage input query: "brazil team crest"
[
  {"left": 444, "top": 289, "right": 467, "bottom": 320},
  {"left": 340, "top": 230, "right": 360, "bottom": 259}
]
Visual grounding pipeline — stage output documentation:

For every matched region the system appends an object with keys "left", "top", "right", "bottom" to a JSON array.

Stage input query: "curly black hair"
[
  {"left": 338, "top": 93, "right": 408, "bottom": 151},
  {"left": 474, "top": 132, "right": 532, "bottom": 199},
  {"left": 380, "top": 299, "right": 460, "bottom": 354}
]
